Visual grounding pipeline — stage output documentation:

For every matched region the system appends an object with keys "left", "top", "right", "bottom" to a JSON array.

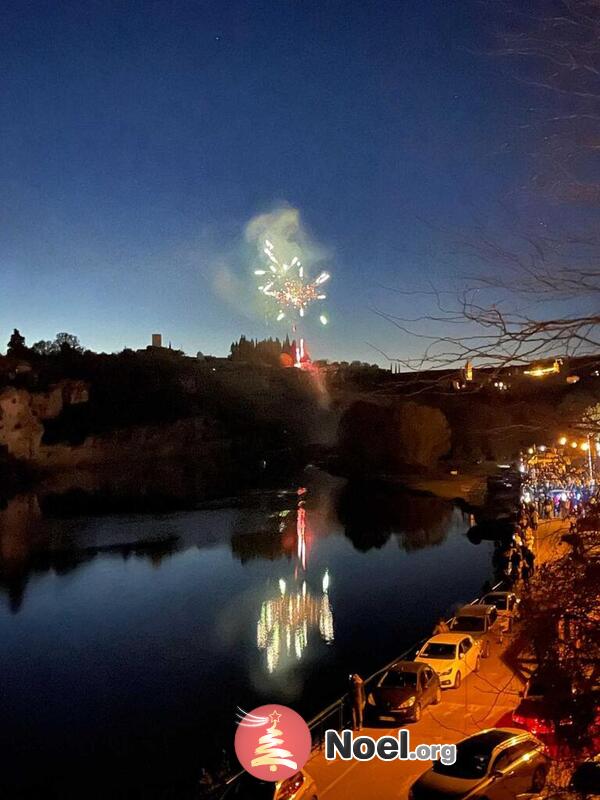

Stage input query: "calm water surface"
[{"left": 0, "top": 471, "right": 494, "bottom": 798}]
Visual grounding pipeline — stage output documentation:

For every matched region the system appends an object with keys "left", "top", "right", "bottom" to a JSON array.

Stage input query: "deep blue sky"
[{"left": 1, "top": 0, "right": 536, "bottom": 364}]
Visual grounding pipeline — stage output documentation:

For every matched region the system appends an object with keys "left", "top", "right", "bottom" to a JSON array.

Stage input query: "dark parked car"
[
  {"left": 512, "top": 670, "right": 575, "bottom": 737},
  {"left": 449, "top": 604, "right": 499, "bottom": 657},
  {"left": 366, "top": 660, "right": 441, "bottom": 723},
  {"left": 409, "top": 728, "right": 548, "bottom": 800}
]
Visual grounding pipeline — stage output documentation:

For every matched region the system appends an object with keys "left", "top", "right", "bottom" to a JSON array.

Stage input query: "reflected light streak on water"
[{"left": 257, "top": 499, "right": 334, "bottom": 673}]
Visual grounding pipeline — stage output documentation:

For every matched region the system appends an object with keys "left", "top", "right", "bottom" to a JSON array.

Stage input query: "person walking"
[
  {"left": 531, "top": 508, "right": 539, "bottom": 531},
  {"left": 514, "top": 528, "right": 524, "bottom": 549},
  {"left": 350, "top": 674, "right": 366, "bottom": 731},
  {"left": 518, "top": 509, "right": 528, "bottom": 530},
  {"left": 510, "top": 547, "right": 522, "bottom": 577},
  {"left": 523, "top": 547, "right": 535, "bottom": 574}
]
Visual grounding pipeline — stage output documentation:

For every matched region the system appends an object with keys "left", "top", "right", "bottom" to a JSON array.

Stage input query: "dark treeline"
[
  {"left": 229, "top": 334, "right": 297, "bottom": 366},
  {"left": 4, "top": 328, "right": 600, "bottom": 478},
  {"left": 0, "top": 329, "right": 330, "bottom": 458}
]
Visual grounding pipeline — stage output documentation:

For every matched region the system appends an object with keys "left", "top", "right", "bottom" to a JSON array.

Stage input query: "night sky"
[{"left": 1, "top": 0, "right": 538, "bottom": 364}]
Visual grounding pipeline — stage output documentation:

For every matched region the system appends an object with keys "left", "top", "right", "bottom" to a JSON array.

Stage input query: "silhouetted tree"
[
  {"left": 7, "top": 329, "right": 28, "bottom": 358},
  {"left": 380, "top": 1, "right": 600, "bottom": 381},
  {"left": 54, "top": 332, "right": 83, "bottom": 354},
  {"left": 513, "top": 518, "right": 600, "bottom": 769},
  {"left": 392, "top": 401, "right": 451, "bottom": 468},
  {"left": 339, "top": 399, "right": 451, "bottom": 472},
  {"left": 229, "top": 335, "right": 290, "bottom": 366},
  {"left": 32, "top": 339, "right": 57, "bottom": 356}
]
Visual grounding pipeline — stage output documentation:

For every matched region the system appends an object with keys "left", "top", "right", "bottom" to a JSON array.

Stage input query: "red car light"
[
  {"left": 512, "top": 713, "right": 554, "bottom": 735},
  {"left": 278, "top": 772, "right": 305, "bottom": 800}
]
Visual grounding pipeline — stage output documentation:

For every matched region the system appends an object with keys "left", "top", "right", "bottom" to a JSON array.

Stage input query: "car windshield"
[
  {"left": 484, "top": 594, "right": 507, "bottom": 610},
  {"left": 421, "top": 643, "right": 456, "bottom": 659},
  {"left": 451, "top": 617, "right": 485, "bottom": 632},
  {"left": 432, "top": 735, "right": 500, "bottom": 778},
  {"left": 380, "top": 670, "right": 417, "bottom": 688}
]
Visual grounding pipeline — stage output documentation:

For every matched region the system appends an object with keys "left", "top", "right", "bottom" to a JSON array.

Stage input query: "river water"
[{"left": 0, "top": 470, "right": 495, "bottom": 798}]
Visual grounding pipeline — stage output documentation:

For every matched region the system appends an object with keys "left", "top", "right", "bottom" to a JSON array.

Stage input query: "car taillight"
[
  {"left": 278, "top": 772, "right": 305, "bottom": 799},
  {"left": 513, "top": 713, "right": 554, "bottom": 735}
]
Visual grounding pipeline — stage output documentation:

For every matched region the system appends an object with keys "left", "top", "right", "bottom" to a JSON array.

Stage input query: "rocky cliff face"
[
  {"left": 38, "top": 417, "right": 226, "bottom": 468},
  {"left": 0, "top": 381, "right": 226, "bottom": 469},
  {"left": 0, "top": 381, "right": 88, "bottom": 460}
]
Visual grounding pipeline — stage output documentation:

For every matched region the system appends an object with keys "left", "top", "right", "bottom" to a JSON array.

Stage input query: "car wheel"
[
  {"left": 433, "top": 687, "right": 442, "bottom": 705},
  {"left": 412, "top": 702, "right": 422, "bottom": 722},
  {"left": 474, "top": 656, "right": 481, "bottom": 673},
  {"left": 454, "top": 671, "right": 462, "bottom": 689},
  {"left": 531, "top": 765, "right": 547, "bottom": 792}
]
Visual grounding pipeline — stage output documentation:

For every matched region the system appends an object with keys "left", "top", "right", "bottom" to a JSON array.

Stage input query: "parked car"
[
  {"left": 479, "top": 591, "right": 519, "bottom": 619},
  {"left": 409, "top": 728, "right": 548, "bottom": 800},
  {"left": 415, "top": 633, "right": 481, "bottom": 689},
  {"left": 366, "top": 660, "right": 441, "bottom": 723},
  {"left": 512, "top": 670, "right": 575, "bottom": 736},
  {"left": 449, "top": 604, "right": 499, "bottom": 657},
  {"left": 517, "top": 755, "right": 600, "bottom": 799},
  {"left": 219, "top": 769, "right": 318, "bottom": 799}
]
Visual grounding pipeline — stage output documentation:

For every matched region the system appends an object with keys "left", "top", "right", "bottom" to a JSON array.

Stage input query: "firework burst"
[{"left": 254, "top": 240, "right": 330, "bottom": 325}]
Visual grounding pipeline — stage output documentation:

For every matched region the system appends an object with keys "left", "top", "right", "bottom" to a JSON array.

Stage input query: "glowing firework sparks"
[{"left": 255, "top": 240, "right": 330, "bottom": 324}]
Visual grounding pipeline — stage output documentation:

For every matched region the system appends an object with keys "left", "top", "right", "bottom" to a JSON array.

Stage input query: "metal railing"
[
  {"left": 220, "top": 579, "right": 504, "bottom": 792},
  {"left": 306, "top": 579, "right": 504, "bottom": 752}
]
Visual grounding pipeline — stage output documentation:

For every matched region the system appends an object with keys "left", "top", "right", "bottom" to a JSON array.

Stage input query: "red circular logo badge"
[{"left": 234, "top": 704, "right": 311, "bottom": 782}]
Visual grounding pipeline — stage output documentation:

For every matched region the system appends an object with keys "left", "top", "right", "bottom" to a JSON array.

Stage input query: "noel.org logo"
[{"left": 234, "top": 705, "right": 312, "bottom": 782}]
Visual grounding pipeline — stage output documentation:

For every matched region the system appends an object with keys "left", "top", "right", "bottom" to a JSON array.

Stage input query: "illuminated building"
[{"left": 523, "top": 358, "right": 562, "bottom": 377}]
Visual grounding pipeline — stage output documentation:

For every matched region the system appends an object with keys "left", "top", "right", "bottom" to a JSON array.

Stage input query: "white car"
[{"left": 415, "top": 633, "right": 482, "bottom": 689}]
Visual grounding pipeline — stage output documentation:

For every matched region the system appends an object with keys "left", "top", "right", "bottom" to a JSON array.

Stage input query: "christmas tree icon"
[{"left": 251, "top": 710, "right": 298, "bottom": 774}]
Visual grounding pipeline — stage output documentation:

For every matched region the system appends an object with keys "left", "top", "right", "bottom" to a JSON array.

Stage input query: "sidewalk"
[
  {"left": 305, "top": 518, "right": 569, "bottom": 799},
  {"left": 533, "top": 517, "right": 569, "bottom": 565}
]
